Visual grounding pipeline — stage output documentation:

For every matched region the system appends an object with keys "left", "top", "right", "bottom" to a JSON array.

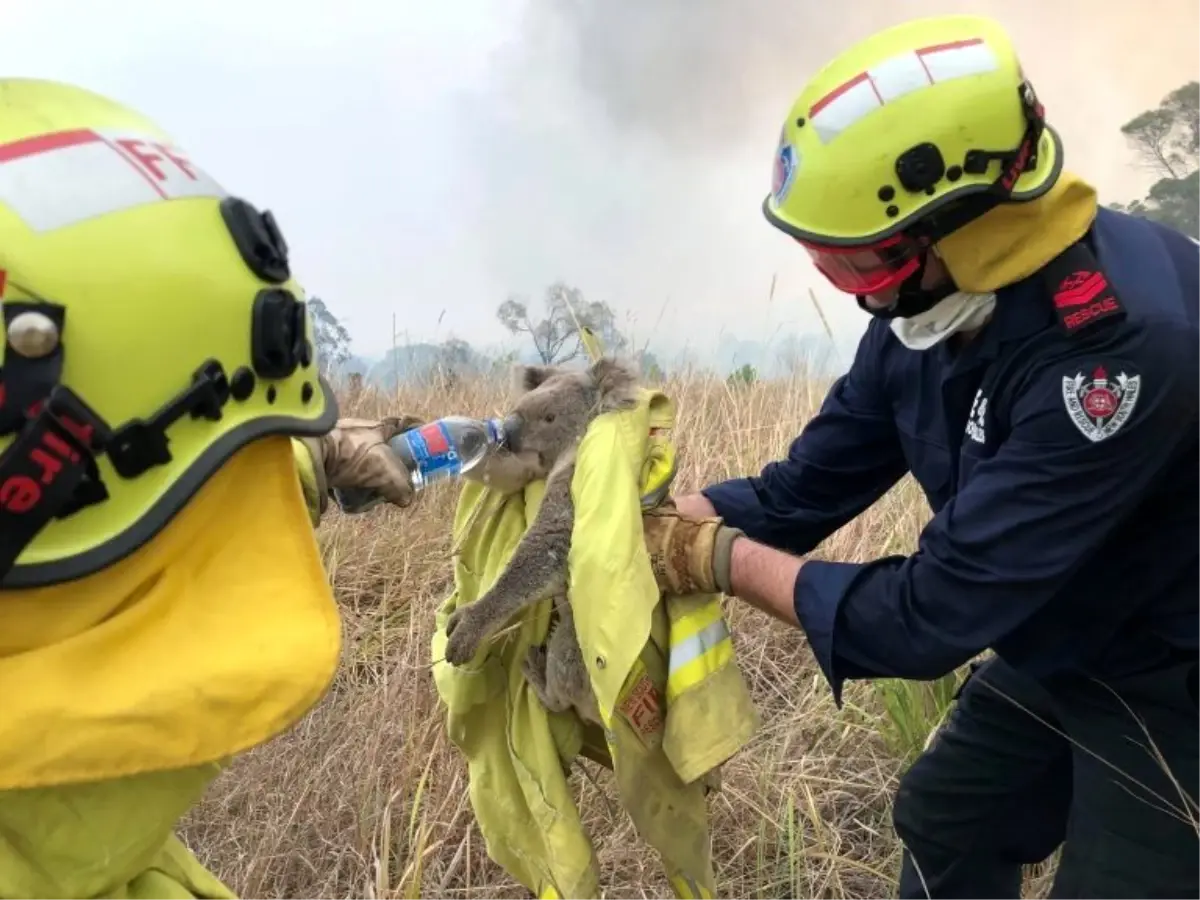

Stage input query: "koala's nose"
[{"left": 501, "top": 414, "right": 523, "bottom": 452}]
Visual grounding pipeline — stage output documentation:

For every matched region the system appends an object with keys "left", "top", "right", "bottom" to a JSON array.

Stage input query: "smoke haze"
[
  {"left": 457, "top": 0, "right": 1199, "bottom": 361},
  {"left": 8, "top": 0, "right": 1198, "bottom": 364}
]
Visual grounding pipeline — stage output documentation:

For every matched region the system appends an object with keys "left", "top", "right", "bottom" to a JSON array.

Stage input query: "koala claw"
[
  {"left": 523, "top": 644, "right": 548, "bottom": 679},
  {"left": 443, "top": 607, "right": 486, "bottom": 666}
]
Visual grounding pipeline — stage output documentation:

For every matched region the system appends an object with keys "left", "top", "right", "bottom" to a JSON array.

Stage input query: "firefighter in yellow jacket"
[
  {"left": 0, "top": 76, "right": 741, "bottom": 897},
  {"left": 0, "top": 78, "right": 436, "bottom": 897}
]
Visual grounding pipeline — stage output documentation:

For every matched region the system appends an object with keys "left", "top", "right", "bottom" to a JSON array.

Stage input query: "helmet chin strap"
[{"left": 856, "top": 251, "right": 958, "bottom": 320}]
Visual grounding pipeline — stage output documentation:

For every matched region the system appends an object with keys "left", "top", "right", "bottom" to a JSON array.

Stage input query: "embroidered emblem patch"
[
  {"left": 772, "top": 129, "right": 800, "bottom": 205},
  {"left": 1061, "top": 365, "right": 1140, "bottom": 442},
  {"left": 616, "top": 660, "right": 664, "bottom": 748}
]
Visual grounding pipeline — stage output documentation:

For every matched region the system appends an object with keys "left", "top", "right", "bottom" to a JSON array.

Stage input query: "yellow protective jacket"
[
  {"left": 0, "top": 437, "right": 331, "bottom": 900},
  {"left": 432, "top": 388, "right": 759, "bottom": 899}
]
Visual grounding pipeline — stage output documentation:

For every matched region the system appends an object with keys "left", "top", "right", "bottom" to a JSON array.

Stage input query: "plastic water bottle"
[{"left": 332, "top": 416, "right": 507, "bottom": 514}]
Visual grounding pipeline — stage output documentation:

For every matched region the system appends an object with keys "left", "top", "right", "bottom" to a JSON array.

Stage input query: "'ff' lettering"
[{"left": 116, "top": 138, "right": 198, "bottom": 182}]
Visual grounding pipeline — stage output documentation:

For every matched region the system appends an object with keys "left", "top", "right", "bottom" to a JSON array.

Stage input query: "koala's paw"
[
  {"left": 524, "top": 644, "right": 569, "bottom": 712},
  {"left": 444, "top": 606, "right": 489, "bottom": 666},
  {"left": 523, "top": 644, "right": 548, "bottom": 681}
]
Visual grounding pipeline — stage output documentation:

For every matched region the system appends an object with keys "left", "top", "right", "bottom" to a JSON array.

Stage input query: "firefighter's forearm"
[
  {"left": 292, "top": 437, "right": 328, "bottom": 527},
  {"left": 727, "top": 536, "right": 803, "bottom": 628},
  {"left": 673, "top": 491, "right": 718, "bottom": 518}
]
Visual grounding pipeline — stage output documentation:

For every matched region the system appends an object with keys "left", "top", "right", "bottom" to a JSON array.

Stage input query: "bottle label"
[{"left": 403, "top": 421, "right": 462, "bottom": 484}]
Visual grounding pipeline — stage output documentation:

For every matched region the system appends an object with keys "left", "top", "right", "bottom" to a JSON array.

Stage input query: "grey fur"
[{"left": 444, "top": 356, "right": 640, "bottom": 724}]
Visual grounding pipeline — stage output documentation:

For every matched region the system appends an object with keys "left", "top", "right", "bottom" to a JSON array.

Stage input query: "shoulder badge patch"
[
  {"left": 1041, "top": 242, "right": 1126, "bottom": 336},
  {"left": 1061, "top": 365, "right": 1140, "bottom": 442}
]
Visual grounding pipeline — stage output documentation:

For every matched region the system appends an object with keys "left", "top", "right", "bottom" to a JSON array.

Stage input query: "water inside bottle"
[
  {"left": 395, "top": 417, "right": 504, "bottom": 490},
  {"left": 331, "top": 417, "right": 507, "bottom": 512}
]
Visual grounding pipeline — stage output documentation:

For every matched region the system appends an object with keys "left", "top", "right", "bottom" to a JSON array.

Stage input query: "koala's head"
[{"left": 501, "top": 357, "right": 639, "bottom": 471}]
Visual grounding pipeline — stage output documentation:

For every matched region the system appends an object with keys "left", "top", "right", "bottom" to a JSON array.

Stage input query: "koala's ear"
[
  {"left": 591, "top": 357, "right": 640, "bottom": 412},
  {"left": 513, "top": 363, "right": 557, "bottom": 393}
]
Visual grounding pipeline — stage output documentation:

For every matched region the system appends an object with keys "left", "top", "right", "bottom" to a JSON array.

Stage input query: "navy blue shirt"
[{"left": 704, "top": 209, "right": 1199, "bottom": 704}]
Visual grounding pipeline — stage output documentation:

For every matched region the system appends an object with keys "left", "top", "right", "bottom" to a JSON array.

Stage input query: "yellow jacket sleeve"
[
  {"left": 431, "top": 389, "right": 756, "bottom": 900},
  {"left": 291, "top": 437, "right": 326, "bottom": 528}
]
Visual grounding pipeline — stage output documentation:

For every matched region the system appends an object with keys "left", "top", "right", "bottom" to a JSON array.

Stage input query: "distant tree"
[
  {"left": 489, "top": 348, "right": 520, "bottom": 378},
  {"left": 308, "top": 297, "right": 352, "bottom": 375},
  {"left": 1110, "top": 81, "right": 1199, "bottom": 238},
  {"left": 433, "top": 336, "right": 475, "bottom": 387},
  {"left": 727, "top": 363, "right": 758, "bottom": 387},
  {"left": 497, "top": 282, "right": 628, "bottom": 364},
  {"left": 635, "top": 348, "right": 665, "bottom": 382},
  {"left": 1114, "top": 171, "right": 1199, "bottom": 240}
]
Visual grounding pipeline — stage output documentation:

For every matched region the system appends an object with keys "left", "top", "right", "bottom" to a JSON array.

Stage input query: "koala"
[{"left": 445, "top": 356, "right": 640, "bottom": 725}]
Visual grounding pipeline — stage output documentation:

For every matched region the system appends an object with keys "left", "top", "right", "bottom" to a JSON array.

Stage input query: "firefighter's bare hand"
[
  {"left": 641, "top": 499, "right": 743, "bottom": 595},
  {"left": 317, "top": 416, "right": 424, "bottom": 507}
]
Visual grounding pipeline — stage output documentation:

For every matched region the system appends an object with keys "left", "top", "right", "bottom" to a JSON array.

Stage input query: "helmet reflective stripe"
[
  {"left": 764, "top": 15, "right": 1062, "bottom": 246},
  {"left": 809, "top": 38, "right": 1000, "bottom": 144},
  {"left": 0, "top": 128, "right": 225, "bottom": 232}
]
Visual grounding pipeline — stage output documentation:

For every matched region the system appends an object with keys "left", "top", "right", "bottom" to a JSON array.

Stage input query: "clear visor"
[{"left": 799, "top": 233, "right": 925, "bottom": 295}]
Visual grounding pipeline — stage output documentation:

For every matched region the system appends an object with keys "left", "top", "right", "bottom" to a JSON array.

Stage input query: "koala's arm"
[
  {"left": 443, "top": 460, "right": 576, "bottom": 665},
  {"left": 468, "top": 457, "right": 576, "bottom": 626}
]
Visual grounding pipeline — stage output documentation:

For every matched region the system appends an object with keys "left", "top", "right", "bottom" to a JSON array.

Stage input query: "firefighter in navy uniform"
[{"left": 641, "top": 13, "right": 1199, "bottom": 898}]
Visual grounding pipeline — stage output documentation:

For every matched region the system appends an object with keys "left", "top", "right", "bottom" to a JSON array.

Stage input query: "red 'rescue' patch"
[
  {"left": 1043, "top": 247, "right": 1126, "bottom": 336},
  {"left": 1054, "top": 270, "right": 1108, "bottom": 308},
  {"left": 1053, "top": 269, "right": 1123, "bottom": 334}
]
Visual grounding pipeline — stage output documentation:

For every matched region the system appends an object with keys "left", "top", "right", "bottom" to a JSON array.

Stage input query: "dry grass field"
[{"left": 178, "top": 367, "right": 1052, "bottom": 899}]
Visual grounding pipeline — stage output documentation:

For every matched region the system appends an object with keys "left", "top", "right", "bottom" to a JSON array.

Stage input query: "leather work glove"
[
  {"left": 303, "top": 415, "right": 424, "bottom": 510},
  {"left": 641, "top": 499, "right": 744, "bottom": 596}
]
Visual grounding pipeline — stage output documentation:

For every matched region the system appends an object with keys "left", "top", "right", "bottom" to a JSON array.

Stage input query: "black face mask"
[{"left": 856, "top": 251, "right": 959, "bottom": 320}]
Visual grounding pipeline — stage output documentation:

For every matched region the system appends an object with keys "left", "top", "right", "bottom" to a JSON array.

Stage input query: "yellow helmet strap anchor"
[
  {"left": 852, "top": 79, "right": 1048, "bottom": 322},
  {"left": 0, "top": 197, "right": 305, "bottom": 581}
]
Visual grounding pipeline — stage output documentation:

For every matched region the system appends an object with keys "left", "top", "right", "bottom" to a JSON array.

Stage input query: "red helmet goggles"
[{"left": 797, "top": 232, "right": 929, "bottom": 295}]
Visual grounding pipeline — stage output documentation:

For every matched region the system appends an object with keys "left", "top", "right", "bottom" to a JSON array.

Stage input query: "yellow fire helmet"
[
  {"left": 0, "top": 79, "right": 337, "bottom": 588},
  {"left": 763, "top": 14, "right": 1063, "bottom": 297}
]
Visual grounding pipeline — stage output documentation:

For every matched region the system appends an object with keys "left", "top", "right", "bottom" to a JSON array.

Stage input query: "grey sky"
[{"left": 7, "top": 0, "right": 1197, "bottom": 364}]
